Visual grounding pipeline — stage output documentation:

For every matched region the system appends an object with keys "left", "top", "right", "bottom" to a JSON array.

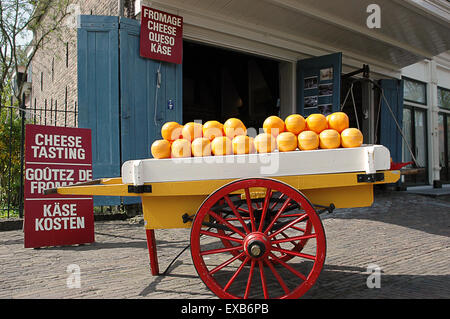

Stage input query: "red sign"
[
  {"left": 23, "top": 124, "right": 94, "bottom": 248},
  {"left": 140, "top": 6, "right": 183, "bottom": 64}
]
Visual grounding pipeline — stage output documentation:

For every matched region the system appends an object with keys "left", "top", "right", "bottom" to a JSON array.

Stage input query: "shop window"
[
  {"left": 403, "top": 78, "right": 426, "bottom": 105},
  {"left": 438, "top": 87, "right": 450, "bottom": 110},
  {"left": 403, "top": 106, "right": 428, "bottom": 185},
  {"left": 438, "top": 113, "right": 450, "bottom": 182}
]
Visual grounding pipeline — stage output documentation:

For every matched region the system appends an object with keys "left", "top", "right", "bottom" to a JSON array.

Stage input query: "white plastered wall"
[
  {"left": 138, "top": 0, "right": 403, "bottom": 121},
  {"left": 401, "top": 52, "right": 450, "bottom": 184}
]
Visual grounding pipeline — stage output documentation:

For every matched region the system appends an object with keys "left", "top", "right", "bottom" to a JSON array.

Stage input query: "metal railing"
[{"left": 0, "top": 94, "right": 78, "bottom": 219}]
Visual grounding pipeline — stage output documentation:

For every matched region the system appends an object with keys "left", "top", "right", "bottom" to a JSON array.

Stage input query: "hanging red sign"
[
  {"left": 23, "top": 124, "right": 94, "bottom": 248},
  {"left": 140, "top": 6, "right": 183, "bottom": 64}
]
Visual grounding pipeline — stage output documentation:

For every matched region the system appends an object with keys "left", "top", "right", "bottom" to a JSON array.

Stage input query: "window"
[
  {"left": 402, "top": 77, "right": 428, "bottom": 185},
  {"left": 438, "top": 87, "right": 450, "bottom": 110},
  {"left": 27, "top": 63, "right": 32, "bottom": 83},
  {"left": 403, "top": 106, "right": 428, "bottom": 185},
  {"left": 438, "top": 114, "right": 450, "bottom": 182},
  {"left": 403, "top": 78, "right": 426, "bottom": 104}
]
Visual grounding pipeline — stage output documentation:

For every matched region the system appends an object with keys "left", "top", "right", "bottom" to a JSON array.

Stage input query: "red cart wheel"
[
  {"left": 190, "top": 178, "right": 326, "bottom": 299},
  {"left": 216, "top": 193, "right": 314, "bottom": 263}
]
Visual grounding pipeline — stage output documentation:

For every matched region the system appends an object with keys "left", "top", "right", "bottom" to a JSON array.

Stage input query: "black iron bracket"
[
  {"left": 182, "top": 213, "right": 195, "bottom": 224},
  {"left": 342, "top": 64, "right": 370, "bottom": 80},
  {"left": 357, "top": 173, "right": 384, "bottom": 183},
  {"left": 128, "top": 185, "right": 152, "bottom": 193},
  {"left": 314, "top": 203, "right": 336, "bottom": 215}
]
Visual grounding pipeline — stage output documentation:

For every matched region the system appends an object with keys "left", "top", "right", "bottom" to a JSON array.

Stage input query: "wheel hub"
[{"left": 243, "top": 232, "right": 269, "bottom": 259}]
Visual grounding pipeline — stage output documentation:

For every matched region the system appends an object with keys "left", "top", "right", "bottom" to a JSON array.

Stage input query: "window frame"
[
  {"left": 402, "top": 76, "right": 427, "bottom": 106},
  {"left": 437, "top": 86, "right": 450, "bottom": 110},
  {"left": 438, "top": 112, "right": 450, "bottom": 182},
  {"left": 402, "top": 103, "right": 429, "bottom": 185}
]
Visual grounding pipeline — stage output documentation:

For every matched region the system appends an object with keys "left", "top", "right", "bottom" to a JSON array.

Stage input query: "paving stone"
[{"left": 0, "top": 190, "right": 449, "bottom": 299}]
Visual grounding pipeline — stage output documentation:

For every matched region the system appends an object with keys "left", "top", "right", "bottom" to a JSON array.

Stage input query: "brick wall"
[{"left": 30, "top": 0, "right": 132, "bottom": 128}]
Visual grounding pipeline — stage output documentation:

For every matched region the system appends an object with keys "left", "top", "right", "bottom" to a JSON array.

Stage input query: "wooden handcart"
[{"left": 47, "top": 145, "right": 400, "bottom": 299}]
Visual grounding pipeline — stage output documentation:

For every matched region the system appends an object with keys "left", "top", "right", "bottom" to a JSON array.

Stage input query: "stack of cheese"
[{"left": 151, "top": 112, "right": 363, "bottom": 159}]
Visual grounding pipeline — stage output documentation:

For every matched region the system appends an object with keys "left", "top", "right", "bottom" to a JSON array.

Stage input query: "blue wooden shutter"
[
  {"left": 78, "top": 16, "right": 183, "bottom": 206},
  {"left": 297, "top": 53, "right": 342, "bottom": 117},
  {"left": 77, "top": 15, "right": 121, "bottom": 206},
  {"left": 119, "top": 17, "right": 183, "bottom": 204},
  {"left": 379, "top": 79, "right": 404, "bottom": 163}
]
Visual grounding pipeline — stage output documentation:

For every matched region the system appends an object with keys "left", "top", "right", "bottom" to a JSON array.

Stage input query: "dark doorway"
[
  {"left": 340, "top": 78, "right": 363, "bottom": 131},
  {"left": 182, "top": 41, "right": 280, "bottom": 131}
]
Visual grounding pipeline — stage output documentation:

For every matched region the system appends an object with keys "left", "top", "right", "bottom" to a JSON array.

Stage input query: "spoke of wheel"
[
  {"left": 244, "top": 260, "right": 256, "bottom": 299},
  {"left": 263, "top": 197, "right": 292, "bottom": 235},
  {"left": 224, "top": 195, "right": 250, "bottom": 234},
  {"left": 201, "top": 245, "right": 244, "bottom": 256},
  {"left": 272, "top": 233, "right": 317, "bottom": 245},
  {"left": 258, "top": 188, "right": 272, "bottom": 232},
  {"left": 234, "top": 200, "right": 247, "bottom": 211},
  {"left": 258, "top": 260, "right": 269, "bottom": 299},
  {"left": 268, "top": 252, "right": 307, "bottom": 281},
  {"left": 278, "top": 231, "right": 302, "bottom": 248},
  {"left": 216, "top": 227, "right": 238, "bottom": 239},
  {"left": 274, "top": 241, "right": 283, "bottom": 250},
  {"left": 244, "top": 188, "right": 256, "bottom": 232},
  {"left": 223, "top": 256, "right": 250, "bottom": 292},
  {"left": 268, "top": 213, "right": 309, "bottom": 239},
  {"left": 279, "top": 213, "right": 306, "bottom": 218},
  {"left": 292, "top": 225, "right": 306, "bottom": 232},
  {"left": 269, "top": 239, "right": 285, "bottom": 258},
  {"left": 209, "top": 251, "right": 246, "bottom": 275},
  {"left": 237, "top": 207, "right": 249, "bottom": 214},
  {"left": 199, "top": 230, "right": 243, "bottom": 243},
  {"left": 223, "top": 216, "right": 251, "bottom": 222},
  {"left": 264, "top": 258, "right": 290, "bottom": 295},
  {"left": 270, "top": 193, "right": 285, "bottom": 211},
  {"left": 283, "top": 201, "right": 299, "bottom": 209},
  {"left": 208, "top": 210, "right": 246, "bottom": 238},
  {"left": 271, "top": 246, "right": 316, "bottom": 261}
]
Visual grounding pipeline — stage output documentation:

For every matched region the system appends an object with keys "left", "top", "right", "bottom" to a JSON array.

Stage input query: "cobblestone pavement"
[{"left": 0, "top": 190, "right": 449, "bottom": 299}]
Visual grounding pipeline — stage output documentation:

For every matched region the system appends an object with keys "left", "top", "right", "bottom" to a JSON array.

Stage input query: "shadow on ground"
[
  {"left": 138, "top": 259, "right": 450, "bottom": 299},
  {"left": 324, "top": 189, "right": 450, "bottom": 237}
]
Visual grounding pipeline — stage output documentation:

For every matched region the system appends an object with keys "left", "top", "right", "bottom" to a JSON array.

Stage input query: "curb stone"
[{"left": 0, "top": 218, "right": 23, "bottom": 231}]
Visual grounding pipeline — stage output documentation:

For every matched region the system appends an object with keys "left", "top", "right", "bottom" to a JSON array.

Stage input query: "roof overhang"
[{"left": 143, "top": 0, "right": 450, "bottom": 76}]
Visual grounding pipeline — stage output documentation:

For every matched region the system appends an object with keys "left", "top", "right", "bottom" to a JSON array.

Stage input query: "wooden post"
[{"left": 145, "top": 229, "right": 160, "bottom": 276}]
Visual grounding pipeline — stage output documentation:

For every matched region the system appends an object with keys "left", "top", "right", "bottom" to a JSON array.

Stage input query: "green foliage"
[
  {"left": 1, "top": 0, "right": 72, "bottom": 102},
  {"left": 0, "top": 83, "right": 22, "bottom": 217}
]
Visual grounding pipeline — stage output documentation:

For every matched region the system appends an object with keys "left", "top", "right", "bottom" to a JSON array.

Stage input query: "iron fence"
[{"left": 0, "top": 94, "right": 78, "bottom": 219}]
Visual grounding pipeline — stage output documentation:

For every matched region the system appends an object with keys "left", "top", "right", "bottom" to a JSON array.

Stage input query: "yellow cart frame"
[
  {"left": 46, "top": 142, "right": 400, "bottom": 299},
  {"left": 52, "top": 170, "right": 400, "bottom": 230}
]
